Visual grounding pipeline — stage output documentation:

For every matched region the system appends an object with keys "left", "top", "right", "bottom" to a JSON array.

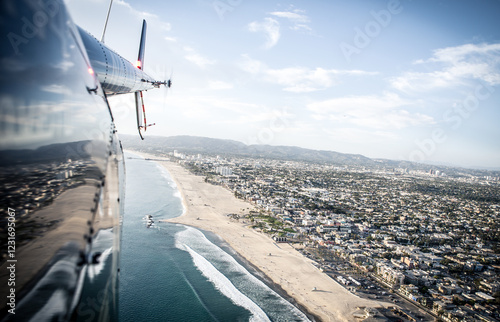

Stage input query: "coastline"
[
  {"left": 127, "top": 150, "right": 389, "bottom": 321},
  {"left": 199, "top": 227, "right": 320, "bottom": 322}
]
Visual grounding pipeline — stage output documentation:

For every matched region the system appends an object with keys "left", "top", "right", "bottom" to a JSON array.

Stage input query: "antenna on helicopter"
[{"left": 101, "top": 0, "right": 114, "bottom": 43}]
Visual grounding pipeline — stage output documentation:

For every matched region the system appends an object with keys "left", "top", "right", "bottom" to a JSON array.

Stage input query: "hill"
[
  {"left": 119, "top": 134, "right": 500, "bottom": 177},
  {"left": 119, "top": 134, "right": 377, "bottom": 167}
]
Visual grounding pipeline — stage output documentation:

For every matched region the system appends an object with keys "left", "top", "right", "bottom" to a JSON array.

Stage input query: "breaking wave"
[{"left": 175, "top": 226, "right": 309, "bottom": 321}]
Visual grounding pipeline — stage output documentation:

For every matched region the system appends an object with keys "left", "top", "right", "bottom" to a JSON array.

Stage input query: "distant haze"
[{"left": 120, "top": 134, "right": 500, "bottom": 174}]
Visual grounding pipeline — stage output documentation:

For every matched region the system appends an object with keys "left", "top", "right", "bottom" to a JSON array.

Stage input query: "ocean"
[{"left": 119, "top": 153, "right": 310, "bottom": 321}]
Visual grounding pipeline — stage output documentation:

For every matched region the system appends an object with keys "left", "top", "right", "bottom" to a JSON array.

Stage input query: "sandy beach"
[{"left": 132, "top": 151, "right": 389, "bottom": 321}]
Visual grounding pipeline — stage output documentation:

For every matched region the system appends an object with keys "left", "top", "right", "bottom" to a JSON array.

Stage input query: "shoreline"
[
  {"left": 126, "top": 150, "right": 390, "bottom": 321},
  {"left": 198, "top": 226, "right": 321, "bottom": 322}
]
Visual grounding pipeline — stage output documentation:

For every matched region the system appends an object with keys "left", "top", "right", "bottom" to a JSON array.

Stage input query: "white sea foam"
[
  {"left": 183, "top": 244, "right": 270, "bottom": 322},
  {"left": 156, "top": 164, "right": 176, "bottom": 188},
  {"left": 156, "top": 164, "right": 186, "bottom": 216},
  {"left": 175, "top": 226, "right": 309, "bottom": 321}
]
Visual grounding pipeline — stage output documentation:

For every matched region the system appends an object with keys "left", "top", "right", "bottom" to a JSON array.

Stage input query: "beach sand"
[{"left": 132, "top": 151, "right": 390, "bottom": 321}]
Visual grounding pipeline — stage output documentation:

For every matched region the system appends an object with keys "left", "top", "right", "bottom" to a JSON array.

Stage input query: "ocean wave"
[
  {"left": 183, "top": 244, "right": 270, "bottom": 322},
  {"left": 175, "top": 226, "right": 309, "bottom": 321},
  {"left": 155, "top": 164, "right": 186, "bottom": 216},
  {"left": 156, "top": 164, "right": 177, "bottom": 188}
]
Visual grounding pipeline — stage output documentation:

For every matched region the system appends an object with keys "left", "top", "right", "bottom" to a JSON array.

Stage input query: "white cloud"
[
  {"left": 428, "top": 43, "right": 500, "bottom": 65},
  {"left": 239, "top": 54, "right": 265, "bottom": 74},
  {"left": 240, "top": 55, "right": 377, "bottom": 92},
  {"left": 248, "top": 18, "right": 280, "bottom": 49},
  {"left": 166, "top": 95, "right": 287, "bottom": 126},
  {"left": 392, "top": 43, "right": 500, "bottom": 92},
  {"left": 267, "top": 67, "right": 336, "bottom": 92},
  {"left": 290, "top": 24, "right": 312, "bottom": 32},
  {"left": 164, "top": 36, "right": 177, "bottom": 42},
  {"left": 269, "top": 11, "right": 308, "bottom": 22},
  {"left": 208, "top": 80, "right": 233, "bottom": 90},
  {"left": 282, "top": 85, "right": 319, "bottom": 93},
  {"left": 183, "top": 47, "right": 215, "bottom": 68},
  {"left": 348, "top": 110, "right": 433, "bottom": 130},
  {"left": 185, "top": 54, "right": 215, "bottom": 68},
  {"left": 323, "top": 127, "right": 398, "bottom": 144},
  {"left": 308, "top": 92, "right": 409, "bottom": 114},
  {"left": 114, "top": 0, "right": 170, "bottom": 31},
  {"left": 307, "top": 92, "right": 434, "bottom": 130},
  {"left": 159, "top": 22, "right": 172, "bottom": 32},
  {"left": 269, "top": 10, "right": 311, "bottom": 32}
]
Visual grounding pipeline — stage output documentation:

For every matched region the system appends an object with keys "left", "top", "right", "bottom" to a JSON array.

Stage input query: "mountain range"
[{"left": 119, "top": 134, "right": 499, "bottom": 176}]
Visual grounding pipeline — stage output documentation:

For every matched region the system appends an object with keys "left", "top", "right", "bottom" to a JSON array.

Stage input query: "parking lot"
[{"left": 319, "top": 260, "right": 435, "bottom": 321}]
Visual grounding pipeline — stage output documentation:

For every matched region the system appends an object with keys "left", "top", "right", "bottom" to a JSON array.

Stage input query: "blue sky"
[{"left": 66, "top": 0, "right": 500, "bottom": 168}]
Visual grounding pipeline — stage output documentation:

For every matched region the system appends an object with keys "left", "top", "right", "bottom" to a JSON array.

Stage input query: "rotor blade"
[
  {"left": 136, "top": 20, "right": 147, "bottom": 69},
  {"left": 169, "top": 68, "right": 174, "bottom": 88}
]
